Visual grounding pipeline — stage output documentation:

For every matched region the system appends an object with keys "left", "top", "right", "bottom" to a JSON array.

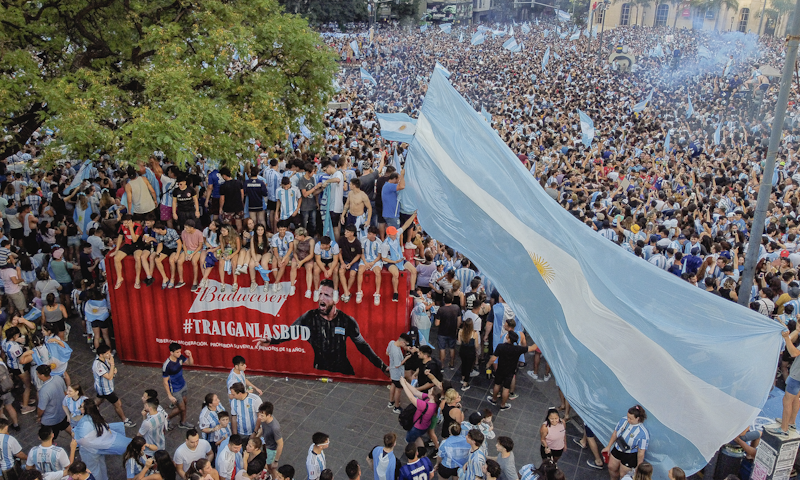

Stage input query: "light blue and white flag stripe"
[
  {"left": 541, "top": 46, "right": 550, "bottom": 71},
  {"left": 521, "top": 23, "right": 531, "bottom": 34},
  {"left": 64, "top": 160, "right": 94, "bottom": 194},
  {"left": 664, "top": 130, "right": 671, "bottom": 154},
  {"left": 376, "top": 113, "right": 417, "bottom": 144},
  {"left": 480, "top": 106, "right": 491, "bottom": 124},
  {"left": 439, "top": 23, "right": 452, "bottom": 34},
  {"left": 420, "top": 24, "right": 428, "bottom": 32},
  {"left": 471, "top": 32, "right": 485, "bottom": 46},
  {"left": 459, "top": 32, "right": 464, "bottom": 43},
  {"left": 435, "top": 62, "right": 451, "bottom": 78},
  {"left": 632, "top": 89, "right": 654, "bottom": 113},
  {"left": 578, "top": 109, "right": 594, "bottom": 148},
  {"left": 686, "top": 94, "right": 694, "bottom": 118},
  {"left": 502, "top": 37, "right": 522, "bottom": 53},
  {"left": 402, "top": 69, "right": 784, "bottom": 479},
  {"left": 349, "top": 40, "right": 360, "bottom": 59},
  {"left": 360, "top": 67, "right": 377, "bottom": 86},
  {"left": 714, "top": 123, "right": 722, "bottom": 145}
]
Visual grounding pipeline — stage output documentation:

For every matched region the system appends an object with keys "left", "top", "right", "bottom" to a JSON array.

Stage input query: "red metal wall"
[{"left": 107, "top": 256, "right": 410, "bottom": 383}]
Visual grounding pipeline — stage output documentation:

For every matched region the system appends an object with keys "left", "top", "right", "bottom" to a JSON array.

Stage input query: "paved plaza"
[{"left": 10, "top": 317, "right": 674, "bottom": 480}]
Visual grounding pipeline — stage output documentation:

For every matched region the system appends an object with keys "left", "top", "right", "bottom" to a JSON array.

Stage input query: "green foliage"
[
  {"left": 0, "top": 0, "right": 339, "bottom": 168},
  {"left": 278, "top": 0, "right": 369, "bottom": 26}
]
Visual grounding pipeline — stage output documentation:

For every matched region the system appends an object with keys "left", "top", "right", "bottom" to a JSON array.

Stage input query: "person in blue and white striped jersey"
[
  {"left": 26, "top": 425, "right": 75, "bottom": 474},
  {"left": 0, "top": 418, "right": 25, "bottom": 476},
  {"left": 92, "top": 345, "right": 135, "bottom": 427},
  {"left": 229, "top": 382, "right": 262, "bottom": 436},
  {"left": 276, "top": 177, "right": 302, "bottom": 225},
  {"left": 356, "top": 226, "right": 384, "bottom": 306},
  {"left": 458, "top": 429, "right": 486, "bottom": 480}
]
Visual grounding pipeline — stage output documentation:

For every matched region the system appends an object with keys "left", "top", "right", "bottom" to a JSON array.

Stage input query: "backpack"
[
  {"left": 398, "top": 400, "right": 430, "bottom": 431},
  {"left": 0, "top": 362, "right": 14, "bottom": 394}
]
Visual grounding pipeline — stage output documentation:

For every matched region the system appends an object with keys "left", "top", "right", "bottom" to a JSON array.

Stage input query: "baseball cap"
[
  {"left": 386, "top": 226, "right": 398, "bottom": 236},
  {"left": 468, "top": 411, "right": 483, "bottom": 425},
  {"left": 781, "top": 250, "right": 791, "bottom": 258},
  {"left": 678, "top": 234, "right": 686, "bottom": 240},
  {"left": 631, "top": 225, "right": 641, "bottom": 233}
]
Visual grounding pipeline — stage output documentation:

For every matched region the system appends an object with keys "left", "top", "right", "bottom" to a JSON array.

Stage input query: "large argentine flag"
[
  {"left": 435, "top": 62, "right": 451, "bottom": 78},
  {"left": 502, "top": 37, "right": 522, "bottom": 53},
  {"left": 64, "top": 160, "right": 94, "bottom": 194},
  {"left": 471, "top": 32, "right": 485, "bottom": 46},
  {"left": 377, "top": 113, "right": 417, "bottom": 144},
  {"left": 402, "top": 69, "right": 784, "bottom": 478},
  {"left": 578, "top": 109, "right": 595, "bottom": 147}
]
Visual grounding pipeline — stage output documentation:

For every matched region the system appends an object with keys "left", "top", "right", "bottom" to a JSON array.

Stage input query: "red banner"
[{"left": 108, "top": 256, "right": 410, "bottom": 383}]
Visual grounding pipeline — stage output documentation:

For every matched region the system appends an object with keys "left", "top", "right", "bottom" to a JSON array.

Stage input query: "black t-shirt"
[
  {"left": 246, "top": 449, "right": 267, "bottom": 475},
  {"left": 435, "top": 304, "right": 461, "bottom": 338},
  {"left": 375, "top": 176, "right": 389, "bottom": 217},
  {"left": 272, "top": 308, "right": 385, "bottom": 375},
  {"left": 172, "top": 186, "right": 195, "bottom": 213},
  {"left": 493, "top": 343, "right": 528, "bottom": 378},
  {"left": 79, "top": 251, "right": 94, "bottom": 280},
  {"left": 338, "top": 237, "right": 363, "bottom": 265},
  {"left": 417, "top": 359, "right": 443, "bottom": 391},
  {"left": 219, "top": 179, "right": 244, "bottom": 212}
]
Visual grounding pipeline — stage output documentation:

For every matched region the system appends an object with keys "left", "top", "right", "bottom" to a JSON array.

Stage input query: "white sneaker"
[
  {"left": 290, "top": 285, "right": 296, "bottom": 296},
  {"left": 305, "top": 289, "right": 312, "bottom": 299},
  {"left": 249, "top": 284, "right": 257, "bottom": 293},
  {"left": 221, "top": 284, "right": 227, "bottom": 293},
  {"left": 374, "top": 293, "right": 381, "bottom": 306},
  {"left": 333, "top": 291, "right": 339, "bottom": 302},
  {"left": 342, "top": 294, "right": 350, "bottom": 303},
  {"left": 526, "top": 371, "right": 539, "bottom": 381},
  {"left": 356, "top": 291, "right": 363, "bottom": 304},
  {"left": 313, "top": 290, "right": 320, "bottom": 302},
  {"left": 543, "top": 373, "right": 552, "bottom": 382}
]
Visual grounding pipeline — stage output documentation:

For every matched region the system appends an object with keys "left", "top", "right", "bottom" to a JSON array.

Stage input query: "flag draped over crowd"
[{"left": 402, "top": 69, "right": 784, "bottom": 479}]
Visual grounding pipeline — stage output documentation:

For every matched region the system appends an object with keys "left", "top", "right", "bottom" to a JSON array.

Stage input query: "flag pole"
[{"left": 738, "top": 0, "right": 800, "bottom": 307}]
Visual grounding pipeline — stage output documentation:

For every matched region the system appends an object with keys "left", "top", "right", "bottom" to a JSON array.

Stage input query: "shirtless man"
[{"left": 341, "top": 178, "right": 372, "bottom": 237}]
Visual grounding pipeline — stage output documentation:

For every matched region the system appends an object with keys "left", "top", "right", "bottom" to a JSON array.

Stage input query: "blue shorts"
[
  {"left": 585, "top": 425, "right": 596, "bottom": 438},
  {"left": 385, "top": 217, "right": 400, "bottom": 228},
  {"left": 406, "top": 426, "right": 427, "bottom": 443},
  {"left": 787, "top": 377, "right": 800, "bottom": 396},
  {"left": 438, "top": 335, "right": 456, "bottom": 350}
]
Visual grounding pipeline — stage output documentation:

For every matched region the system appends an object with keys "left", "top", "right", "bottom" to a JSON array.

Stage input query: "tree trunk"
[
  {"left": 672, "top": 3, "right": 680, "bottom": 27},
  {"left": 653, "top": 1, "right": 659, "bottom": 26},
  {"left": 0, "top": 103, "right": 46, "bottom": 160}
]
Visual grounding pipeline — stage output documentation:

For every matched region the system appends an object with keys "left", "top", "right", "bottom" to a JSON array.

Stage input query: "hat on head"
[
  {"left": 678, "top": 234, "right": 686, "bottom": 240},
  {"left": 52, "top": 248, "right": 64, "bottom": 260},
  {"left": 781, "top": 250, "right": 791, "bottom": 258},
  {"left": 468, "top": 411, "right": 483, "bottom": 425},
  {"left": 719, "top": 251, "right": 732, "bottom": 260},
  {"left": 386, "top": 226, "right": 398, "bottom": 236},
  {"left": 631, "top": 224, "right": 641, "bottom": 233},
  {"left": 649, "top": 234, "right": 661, "bottom": 243},
  {"left": 596, "top": 213, "right": 605, "bottom": 221}
]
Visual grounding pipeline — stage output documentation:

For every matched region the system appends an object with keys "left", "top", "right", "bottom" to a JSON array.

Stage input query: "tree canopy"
[{"left": 0, "top": 0, "right": 339, "bottom": 168}]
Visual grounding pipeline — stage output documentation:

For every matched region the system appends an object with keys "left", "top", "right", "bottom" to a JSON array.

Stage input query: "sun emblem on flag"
[
  {"left": 530, "top": 252, "right": 555, "bottom": 284},
  {"left": 399, "top": 125, "right": 407, "bottom": 131}
]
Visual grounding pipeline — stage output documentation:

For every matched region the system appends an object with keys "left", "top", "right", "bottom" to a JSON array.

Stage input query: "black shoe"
[
  {"left": 10, "top": 424, "right": 19, "bottom": 432},
  {"left": 144, "top": 277, "right": 155, "bottom": 287},
  {"left": 392, "top": 293, "right": 399, "bottom": 302}
]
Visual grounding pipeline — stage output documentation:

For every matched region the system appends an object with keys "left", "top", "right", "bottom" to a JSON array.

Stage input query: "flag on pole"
[
  {"left": 435, "top": 62, "right": 452, "bottom": 78},
  {"left": 420, "top": 24, "right": 428, "bottom": 32},
  {"left": 64, "top": 160, "right": 93, "bottom": 194},
  {"left": 664, "top": 130, "right": 671, "bottom": 153},
  {"left": 377, "top": 113, "right": 417, "bottom": 143},
  {"left": 569, "top": 31, "right": 580, "bottom": 41},
  {"left": 632, "top": 89, "right": 654, "bottom": 113},
  {"left": 502, "top": 37, "right": 522, "bottom": 53},
  {"left": 349, "top": 40, "right": 360, "bottom": 59},
  {"left": 360, "top": 67, "right": 377, "bottom": 86},
  {"left": 686, "top": 94, "right": 694, "bottom": 118},
  {"left": 522, "top": 23, "right": 531, "bottom": 34},
  {"left": 509, "top": 25, "right": 515, "bottom": 36},
  {"left": 578, "top": 109, "right": 595, "bottom": 147},
  {"left": 714, "top": 123, "right": 722, "bottom": 145},
  {"left": 459, "top": 32, "right": 464, "bottom": 43},
  {"left": 440, "top": 23, "right": 452, "bottom": 34},
  {"left": 542, "top": 46, "right": 550, "bottom": 71},
  {"left": 543, "top": 29, "right": 550, "bottom": 38},
  {"left": 402, "top": 68, "right": 784, "bottom": 480},
  {"left": 471, "top": 32, "right": 486, "bottom": 46}
]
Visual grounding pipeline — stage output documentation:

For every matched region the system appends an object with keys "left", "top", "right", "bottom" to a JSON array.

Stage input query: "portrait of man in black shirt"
[{"left": 256, "top": 279, "right": 388, "bottom": 376}]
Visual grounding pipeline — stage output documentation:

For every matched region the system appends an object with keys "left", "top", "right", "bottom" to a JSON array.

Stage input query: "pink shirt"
[
  {"left": 181, "top": 229, "right": 204, "bottom": 252},
  {"left": 414, "top": 395, "right": 437, "bottom": 430},
  {"left": 0, "top": 268, "right": 21, "bottom": 295},
  {"left": 544, "top": 421, "right": 566, "bottom": 450}
]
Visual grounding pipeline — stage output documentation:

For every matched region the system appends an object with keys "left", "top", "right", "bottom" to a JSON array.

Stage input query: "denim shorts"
[
  {"left": 437, "top": 335, "right": 456, "bottom": 350},
  {"left": 787, "top": 377, "right": 800, "bottom": 396},
  {"left": 406, "top": 426, "right": 427, "bottom": 443}
]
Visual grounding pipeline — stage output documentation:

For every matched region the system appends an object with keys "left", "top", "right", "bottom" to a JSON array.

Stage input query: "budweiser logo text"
[{"left": 188, "top": 280, "right": 289, "bottom": 316}]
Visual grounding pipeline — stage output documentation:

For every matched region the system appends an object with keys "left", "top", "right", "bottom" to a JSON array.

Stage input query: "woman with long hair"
[
  {"left": 248, "top": 224, "right": 272, "bottom": 293},
  {"left": 291, "top": 227, "right": 314, "bottom": 298},
  {"left": 216, "top": 224, "right": 241, "bottom": 291},
  {"left": 123, "top": 436, "right": 148, "bottom": 479},
  {"left": 539, "top": 408, "right": 566, "bottom": 464},
  {"left": 399, "top": 376, "right": 442, "bottom": 449},
  {"left": 439, "top": 388, "right": 464, "bottom": 440},
  {"left": 185, "top": 458, "right": 219, "bottom": 480},
  {"left": 42, "top": 292, "right": 68, "bottom": 340},
  {"left": 237, "top": 217, "right": 257, "bottom": 278},
  {"left": 242, "top": 437, "right": 268, "bottom": 479},
  {"left": 631, "top": 462, "right": 653, "bottom": 480},
  {"left": 602, "top": 405, "right": 650, "bottom": 480},
  {"left": 456, "top": 318, "right": 480, "bottom": 391},
  {"left": 76, "top": 399, "right": 132, "bottom": 480},
  {"left": 136, "top": 450, "right": 178, "bottom": 480}
]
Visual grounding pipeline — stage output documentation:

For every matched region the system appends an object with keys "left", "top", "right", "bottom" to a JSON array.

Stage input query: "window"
[
  {"left": 595, "top": 6, "right": 605, "bottom": 23},
  {"left": 738, "top": 8, "right": 749, "bottom": 32},
  {"left": 655, "top": 4, "right": 669, "bottom": 26},
  {"left": 620, "top": 3, "right": 631, "bottom": 25}
]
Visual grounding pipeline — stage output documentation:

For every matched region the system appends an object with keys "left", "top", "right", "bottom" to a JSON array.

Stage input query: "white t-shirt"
[
  {"left": 329, "top": 170, "right": 345, "bottom": 213},
  {"left": 463, "top": 310, "right": 482, "bottom": 333},
  {"left": 174, "top": 439, "right": 212, "bottom": 470}
]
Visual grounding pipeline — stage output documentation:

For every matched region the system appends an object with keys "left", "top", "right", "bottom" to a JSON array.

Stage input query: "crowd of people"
[{"left": 0, "top": 8, "right": 798, "bottom": 480}]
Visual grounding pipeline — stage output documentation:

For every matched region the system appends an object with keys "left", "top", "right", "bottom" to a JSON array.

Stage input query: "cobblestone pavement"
[{"left": 10, "top": 317, "right": 619, "bottom": 480}]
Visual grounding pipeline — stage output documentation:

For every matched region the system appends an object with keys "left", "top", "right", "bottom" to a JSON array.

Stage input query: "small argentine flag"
[
  {"left": 439, "top": 23, "right": 452, "bottom": 34},
  {"left": 521, "top": 23, "right": 531, "bottom": 34},
  {"left": 471, "top": 32, "right": 485, "bottom": 46},
  {"left": 714, "top": 123, "right": 722, "bottom": 145},
  {"left": 578, "top": 109, "right": 594, "bottom": 147},
  {"left": 542, "top": 46, "right": 550, "bottom": 71},
  {"left": 377, "top": 113, "right": 417, "bottom": 144},
  {"left": 435, "top": 62, "right": 451, "bottom": 78},
  {"left": 360, "top": 67, "right": 377, "bottom": 86},
  {"left": 349, "top": 40, "right": 360, "bottom": 59},
  {"left": 420, "top": 24, "right": 428, "bottom": 32},
  {"left": 570, "top": 31, "right": 580, "bottom": 41},
  {"left": 459, "top": 32, "right": 464, "bottom": 43},
  {"left": 632, "top": 89, "right": 654, "bottom": 113},
  {"left": 503, "top": 37, "right": 522, "bottom": 53},
  {"left": 686, "top": 94, "right": 694, "bottom": 118}
]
